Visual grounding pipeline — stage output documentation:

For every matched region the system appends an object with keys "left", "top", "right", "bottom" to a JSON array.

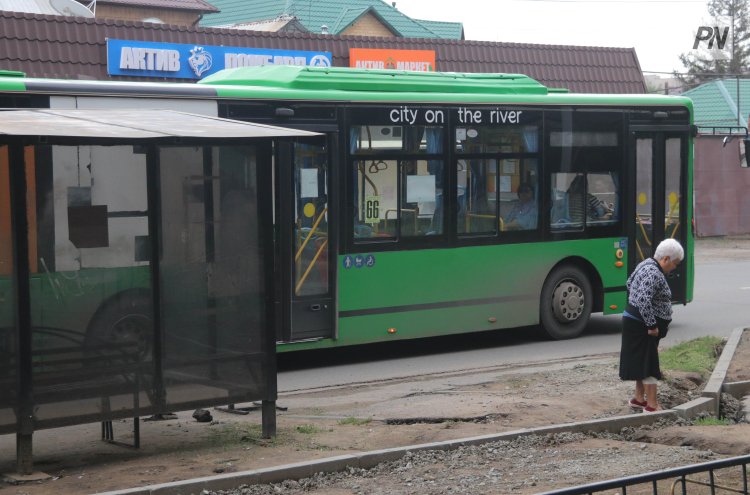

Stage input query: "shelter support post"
[
  {"left": 9, "top": 143, "right": 34, "bottom": 475},
  {"left": 262, "top": 400, "right": 276, "bottom": 438},
  {"left": 16, "top": 433, "right": 33, "bottom": 475}
]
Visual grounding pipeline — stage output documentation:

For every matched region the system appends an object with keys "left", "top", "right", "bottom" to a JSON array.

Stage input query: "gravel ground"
[
  {"left": 203, "top": 396, "right": 748, "bottom": 495},
  {"left": 205, "top": 423, "right": 721, "bottom": 495}
]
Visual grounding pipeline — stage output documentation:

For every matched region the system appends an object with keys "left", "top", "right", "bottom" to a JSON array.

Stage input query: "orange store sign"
[{"left": 349, "top": 48, "right": 435, "bottom": 71}]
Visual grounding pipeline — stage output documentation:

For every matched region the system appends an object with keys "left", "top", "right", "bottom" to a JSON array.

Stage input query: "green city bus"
[{"left": 0, "top": 65, "right": 694, "bottom": 354}]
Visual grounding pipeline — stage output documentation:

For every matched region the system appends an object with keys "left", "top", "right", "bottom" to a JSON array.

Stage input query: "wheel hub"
[{"left": 552, "top": 281, "right": 585, "bottom": 322}]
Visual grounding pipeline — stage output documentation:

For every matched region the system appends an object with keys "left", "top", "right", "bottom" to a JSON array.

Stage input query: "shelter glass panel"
[
  {"left": 28, "top": 145, "right": 154, "bottom": 426},
  {"left": 159, "top": 146, "right": 267, "bottom": 411}
]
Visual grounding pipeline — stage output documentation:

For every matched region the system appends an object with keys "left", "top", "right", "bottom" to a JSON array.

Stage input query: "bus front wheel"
[{"left": 540, "top": 265, "right": 592, "bottom": 340}]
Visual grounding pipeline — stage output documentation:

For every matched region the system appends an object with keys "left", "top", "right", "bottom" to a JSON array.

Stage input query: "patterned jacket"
[{"left": 626, "top": 258, "right": 672, "bottom": 327}]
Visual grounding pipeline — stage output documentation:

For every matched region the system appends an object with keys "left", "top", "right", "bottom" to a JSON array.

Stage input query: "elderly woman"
[{"left": 619, "top": 238, "right": 684, "bottom": 413}]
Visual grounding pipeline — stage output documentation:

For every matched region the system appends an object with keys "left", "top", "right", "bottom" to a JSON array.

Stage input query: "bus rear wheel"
[
  {"left": 540, "top": 265, "right": 592, "bottom": 340},
  {"left": 85, "top": 291, "right": 153, "bottom": 362}
]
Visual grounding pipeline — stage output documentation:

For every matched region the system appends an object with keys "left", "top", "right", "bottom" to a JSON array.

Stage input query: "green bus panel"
[{"left": 280, "top": 238, "right": 629, "bottom": 351}]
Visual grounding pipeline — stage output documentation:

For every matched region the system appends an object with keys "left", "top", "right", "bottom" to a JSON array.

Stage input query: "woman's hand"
[{"left": 647, "top": 327, "right": 659, "bottom": 337}]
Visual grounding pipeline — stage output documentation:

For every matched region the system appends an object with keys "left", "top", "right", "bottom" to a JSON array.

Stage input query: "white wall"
[{"left": 49, "top": 96, "right": 218, "bottom": 270}]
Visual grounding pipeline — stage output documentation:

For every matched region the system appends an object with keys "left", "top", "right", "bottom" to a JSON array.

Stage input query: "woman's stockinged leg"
[
  {"left": 644, "top": 383, "right": 659, "bottom": 410},
  {"left": 634, "top": 380, "right": 645, "bottom": 402}
]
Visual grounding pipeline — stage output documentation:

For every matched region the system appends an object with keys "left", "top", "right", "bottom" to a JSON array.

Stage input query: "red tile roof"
[{"left": 0, "top": 10, "right": 646, "bottom": 93}]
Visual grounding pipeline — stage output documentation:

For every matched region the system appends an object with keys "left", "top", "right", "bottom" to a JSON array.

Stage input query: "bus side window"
[
  {"left": 550, "top": 172, "right": 620, "bottom": 230},
  {"left": 354, "top": 159, "right": 396, "bottom": 240},
  {"left": 587, "top": 172, "right": 619, "bottom": 226},
  {"left": 550, "top": 172, "right": 579, "bottom": 230},
  {"left": 457, "top": 159, "right": 498, "bottom": 235},
  {"left": 402, "top": 159, "right": 443, "bottom": 237},
  {"left": 550, "top": 188, "right": 570, "bottom": 228}
]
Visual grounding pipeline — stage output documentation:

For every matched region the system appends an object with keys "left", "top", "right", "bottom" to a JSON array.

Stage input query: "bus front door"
[
  {"left": 632, "top": 130, "right": 688, "bottom": 303},
  {"left": 276, "top": 137, "right": 336, "bottom": 343}
]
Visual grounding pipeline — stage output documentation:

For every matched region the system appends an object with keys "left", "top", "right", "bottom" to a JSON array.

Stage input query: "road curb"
[
  {"left": 96, "top": 328, "right": 747, "bottom": 495},
  {"left": 702, "top": 326, "right": 746, "bottom": 416}
]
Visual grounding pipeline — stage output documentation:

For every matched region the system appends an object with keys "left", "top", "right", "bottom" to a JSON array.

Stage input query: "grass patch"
[
  {"left": 209, "top": 423, "right": 282, "bottom": 448},
  {"left": 337, "top": 417, "right": 372, "bottom": 426},
  {"left": 660, "top": 336, "right": 723, "bottom": 376},
  {"left": 693, "top": 417, "right": 731, "bottom": 426},
  {"left": 295, "top": 424, "right": 323, "bottom": 434}
]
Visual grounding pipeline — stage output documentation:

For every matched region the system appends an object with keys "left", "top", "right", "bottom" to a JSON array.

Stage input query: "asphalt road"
[{"left": 278, "top": 256, "right": 749, "bottom": 393}]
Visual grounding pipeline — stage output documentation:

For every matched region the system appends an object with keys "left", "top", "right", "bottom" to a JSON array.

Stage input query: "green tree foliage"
[{"left": 676, "top": 0, "right": 750, "bottom": 87}]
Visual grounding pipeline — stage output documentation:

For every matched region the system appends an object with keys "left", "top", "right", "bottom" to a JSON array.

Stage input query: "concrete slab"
[
  {"left": 2, "top": 471, "right": 52, "bottom": 483},
  {"left": 703, "top": 327, "right": 744, "bottom": 406},
  {"left": 673, "top": 397, "right": 716, "bottom": 419},
  {"left": 723, "top": 380, "right": 750, "bottom": 398}
]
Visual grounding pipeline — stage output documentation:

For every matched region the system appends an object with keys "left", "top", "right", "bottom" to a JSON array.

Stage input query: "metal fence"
[{"left": 541, "top": 454, "right": 750, "bottom": 495}]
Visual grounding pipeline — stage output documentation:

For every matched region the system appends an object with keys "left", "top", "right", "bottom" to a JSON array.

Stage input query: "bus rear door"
[
  {"left": 276, "top": 136, "right": 337, "bottom": 343},
  {"left": 631, "top": 129, "right": 688, "bottom": 302}
]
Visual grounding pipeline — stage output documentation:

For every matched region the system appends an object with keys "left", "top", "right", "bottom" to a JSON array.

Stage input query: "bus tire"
[
  {"left": 540, "top": 264, "right": 592, "bottom": 340},
  {"left": 85, "top": 291, "right": 153, "bottom": 362}
]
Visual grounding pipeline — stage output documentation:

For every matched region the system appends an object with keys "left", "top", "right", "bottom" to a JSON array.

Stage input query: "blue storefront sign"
[{"left": 107, "top": 39, "right": 332, "bottom": 80}]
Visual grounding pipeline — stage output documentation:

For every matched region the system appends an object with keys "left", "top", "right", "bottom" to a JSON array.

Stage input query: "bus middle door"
[
  {"left": 631, "top": 129, "right": 688, "bottom": 303},
  {"left": 276, "top": 137, "right": 336, "bottom": 343}
]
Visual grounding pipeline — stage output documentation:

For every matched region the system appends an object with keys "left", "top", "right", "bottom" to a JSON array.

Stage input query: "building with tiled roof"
[
  {"left": 681, "top": 79, "right": 750, "bottom": 237},
  {"left": 86, "top": 0, "right": 218, "bottom": 25},
  {"left": 231, "top": 14, "right": 308, "bottom": 34},
  {"left": 200, "top": 0, "right": 464, "bottom": 39},
  {"left": 683, "top": 78, "right": 750, "bottom": 131},
  {"left": 0, "top": 10, "right": 646, "bottom": 93}
]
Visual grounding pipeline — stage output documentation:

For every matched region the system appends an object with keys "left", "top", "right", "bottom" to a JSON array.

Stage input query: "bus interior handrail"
[{"left": 295, "top": 207, "right": 328, "bottom": 262}]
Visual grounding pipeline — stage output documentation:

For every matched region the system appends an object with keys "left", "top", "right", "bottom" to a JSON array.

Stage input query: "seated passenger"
[
  {"left": 505, "top": 183, "right": 538, "bottom": 230},
  {"left": 567, "top": 175, "right": 612, "bottom": 223}
]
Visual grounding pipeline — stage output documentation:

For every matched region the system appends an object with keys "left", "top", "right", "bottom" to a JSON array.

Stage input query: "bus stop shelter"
[{"left": 0, "top": 109, "right": 317, "bottom": 474}]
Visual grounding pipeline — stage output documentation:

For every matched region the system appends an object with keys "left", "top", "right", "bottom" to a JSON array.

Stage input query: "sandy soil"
[{"left": 0, "top": 237, "right": 747, "bottom": 495}]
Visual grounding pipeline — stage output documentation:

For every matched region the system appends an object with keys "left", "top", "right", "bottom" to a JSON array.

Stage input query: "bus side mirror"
[{"left": 742, "top": 138, "right": 750, "bottom": 168}]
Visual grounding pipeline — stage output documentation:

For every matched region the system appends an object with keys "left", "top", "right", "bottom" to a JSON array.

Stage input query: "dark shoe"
[
  {"left": 629, "top": 398, "right": 647, "bottom": 409},
  {"left": 643, "top": 405, "right": 661, "bottom": 413}
]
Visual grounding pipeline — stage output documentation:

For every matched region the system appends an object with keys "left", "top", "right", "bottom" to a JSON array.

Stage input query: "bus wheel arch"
[
  {"left": 539, "top": 259, "right": 600, "bottom": 340},
  {"left": 85, "top": 289, "right": 153, "bottom": 361}
]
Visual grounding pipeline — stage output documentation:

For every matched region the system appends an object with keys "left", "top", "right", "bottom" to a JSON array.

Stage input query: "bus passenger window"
[
  {"left": 501, "top": 159, "right": 539, "bottom": 231},
  {"left": 457, "top": 159, "right": 498, "bottom": 235},
  {"left": 351, "top": 123, "right": 445, "bottom": 241},
  {"left": 587, "top": 172, "right": 619, "bottom": 226},
  {"left": 401, "top": 159, "right": 443, "bottom": 236},
  {"left": 354, "top": 159, "right": 396, "bottom": 239},
  {"left": 550, "top": 173, "right": 579, "bottom": 230},
  {"left": 550, "top": 172, "right": 619, "bottom": 230},
  {"left": 504, "top": 183, "right": 538, "bottom": 231}
]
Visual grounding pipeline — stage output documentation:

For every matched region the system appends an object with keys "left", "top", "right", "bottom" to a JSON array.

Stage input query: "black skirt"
[{"left": 619, "top": 315, "right": 662, "bottom": 381}]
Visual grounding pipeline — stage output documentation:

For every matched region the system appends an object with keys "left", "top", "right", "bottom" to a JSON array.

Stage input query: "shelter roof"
[{"left": 0, "top": 108, "right": 318, "bottom": 139}]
